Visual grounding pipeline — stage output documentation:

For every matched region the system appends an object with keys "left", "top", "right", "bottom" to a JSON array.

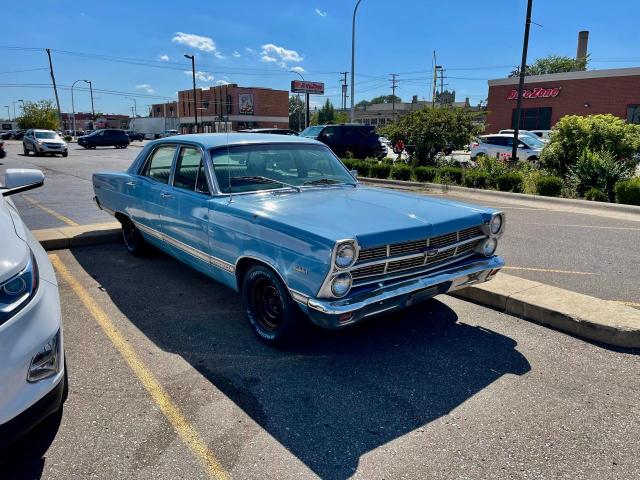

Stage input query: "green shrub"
[
  {"left": 391, "top": 164, "right": 412, "bottom": 181},
  {"left": 535, "top": 175, "right": 564, "bottom": 197},
  {"left": 413, "top": 166, "right": 438, "bottom": 182},
  {"left": 495, "top": 172, "right": 523, "bottom": 192},
  {"left": 341, "top": 158, "right": 356, "bottom": 171},
  {"left": 63, "top": 135, "right": 72, "bottom": 142},
  {"left": 540, "top": 114, "right": 640, "bottom": 177},
  {"left": 569, "top": 150, "right": 634, "bottom": 201},
  {"left": 615, "top": 177, "right": 640, "bottom": 205},
  {"left": 584, "top": 187, "right": 608, "bottom": 202},
  {"left": 370, "top": 163, "right": 391, "bottom": 179},
  {"left": 438, "top": 166, "right": 464, "bottom": 184},
  {"left": 354, "top": 160, "right": 371, "bottom": 177},
  {"left": 463, "top": 170, "right": 488, "bottom": 189}
]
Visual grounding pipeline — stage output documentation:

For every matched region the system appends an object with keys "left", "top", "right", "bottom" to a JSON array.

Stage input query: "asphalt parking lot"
[{"left": 1, "top": 243, "right": 639, "bottom": 479}]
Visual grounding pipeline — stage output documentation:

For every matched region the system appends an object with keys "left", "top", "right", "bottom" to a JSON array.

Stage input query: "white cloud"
[
  {"left": 172, "top": 32, "right": 216, "bottom": 53},
  {"left": 290, "top": 66, "right": 305, "bottom": 74},
  {"left": 260, "top": 43, "right": 304, "bottom": 69},
  {"left": 315, "top": 8, "right": 327, "bottom": 17},
  {"left": 232, "top": 50, "right": 241, "bottom": 58},
  {"left": 261, "top": 54, "right": 277, "bottom": 63},
  {"left": 245, "top": 47, "right": 255, "bottom": 54},
  {"left": 216, "top": 80, "right": 230, "bottom": 86},
  {"left": 184, "top": 70, "right": 214, "bottom": 82},
  {"left": 214, "top": 51, "right": 225, "bottom": 59},
  {"left": 158, "top": 54, "right": 170, "bottom": 62},
  {"left": 135, "top": 83, "right": 155, "bottom": 94}
]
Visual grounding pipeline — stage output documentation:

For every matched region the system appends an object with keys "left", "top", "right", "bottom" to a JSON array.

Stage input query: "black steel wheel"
[{"left": 241, "top": 265, "right": 307, "bottom": 347}]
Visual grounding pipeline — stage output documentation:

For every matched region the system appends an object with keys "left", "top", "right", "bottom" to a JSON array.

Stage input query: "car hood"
[
  {"left": 0, "top": 196, "right": 29, "bottom": 284},
  {"left": 38, "top": 138, "right": 66, "bottom": 144},
  {"left": 228, "top": 186, "right": 495, "bottom": 247}
]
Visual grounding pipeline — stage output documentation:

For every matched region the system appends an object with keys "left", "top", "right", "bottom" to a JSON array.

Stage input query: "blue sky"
[{"left": 1, "top": 0, "right": 639, "bottom": 117}]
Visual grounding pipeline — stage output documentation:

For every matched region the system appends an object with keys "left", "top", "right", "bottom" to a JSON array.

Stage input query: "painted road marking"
[
  {"left": 504, "top": 266, "right": 595, "bottom": 276},
  {"left": 50, "top": 254, "right": 229, "bottom": 480},
  {"left": 521, "top": 222, "right": 640, "bottom": 232},
  {"left": 22, "top": 195, "right": 79, "bottom": 227},
  {"left": 613, "top": 300, "right": 640, "bottom": 308}
]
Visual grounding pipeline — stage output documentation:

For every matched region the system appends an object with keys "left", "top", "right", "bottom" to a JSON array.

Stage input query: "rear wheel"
[
  {"left": 23, "top": 144, "right": 29, "bottom": 155},
  {"left": 121, "top": 216, "right": 147, "bottom": 256},
  {"left": 241, "top": 265, "right": 307, "bottom": 347}
]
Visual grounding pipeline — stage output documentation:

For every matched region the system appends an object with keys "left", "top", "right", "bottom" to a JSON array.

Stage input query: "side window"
[
  {"left": 173, "top": 147, "right": 209, "bottom": 194},
  {"left": 143, "top": 145, "right": 176, "bottom": 184},
  {"left": 322, "top": 126, "right": 341, "bottom": 141}
]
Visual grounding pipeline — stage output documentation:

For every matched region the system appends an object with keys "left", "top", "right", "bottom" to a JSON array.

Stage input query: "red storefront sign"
[
  {"left": 507, "top": 87, "right": 561, "bottom": 100},
  {"left": 291, "top": 80, "right": 325, "bottom": 95}
]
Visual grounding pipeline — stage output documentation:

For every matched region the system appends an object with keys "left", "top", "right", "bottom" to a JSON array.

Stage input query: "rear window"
[{"left": 300, "top": 126, "right": 324, "bottom": 137}]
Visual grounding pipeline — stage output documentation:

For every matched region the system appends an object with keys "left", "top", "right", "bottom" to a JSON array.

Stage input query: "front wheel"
[
  {"left": 23, "top": 144, "right": 29, "bottom": 155},
  {"left": 121, "top": 217, "right": 147, "bottom": 256},
  {"left": 62, "top": 152, "right": 68, "bottom": 157},
  {"left": 241, "top": 265, "right": 307, "bottom": 347}
]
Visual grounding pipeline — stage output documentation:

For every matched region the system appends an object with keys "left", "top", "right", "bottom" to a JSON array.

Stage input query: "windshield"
[
  {"left": 522, "top": 135, "right": 545, "bottom": 148},
  {"left": 300, "top": 126, "right": 324, "bottom": 138},
  {"left": 35, "top": 131, "right": 59, "bottom": 139},
  {"left": 210, "top": 143, "right": 356, "bottom": 194}
]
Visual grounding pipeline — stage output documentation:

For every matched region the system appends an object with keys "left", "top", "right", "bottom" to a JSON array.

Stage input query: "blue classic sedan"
[{"left": 92, "top": 133, "right": 505, "bottom": 346}]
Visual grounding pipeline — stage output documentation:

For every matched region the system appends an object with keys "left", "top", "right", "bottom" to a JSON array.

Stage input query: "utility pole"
[
  {"left": 87, "top": 80, "right": 95, "bottom": 126},
  {"left": 184, "top": 54, "right": 198, "bottom": 133},
  {"left": 46, "top": 48, "right": 63, "bottom": 129},
  {"left": 4, "top": 106, "right": 9, "bottom": 121},
  {"left": 512, "top": 0, "right": 533, "bottom": 162},
  {"left": 390, "top": 73, "right": 398, "bottom": 122},
  {"left": 350, "top": 0, "right": 364, "bottom": 123},
  {"left": 440, "top": 68, "right": 444, "bottom": 99}
]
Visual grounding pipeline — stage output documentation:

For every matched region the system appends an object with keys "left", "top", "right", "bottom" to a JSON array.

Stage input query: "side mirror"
[
  {"left": 350, "top": 169, "right": 359, "bottom": 179},
  {"left": 2, "top": 169, "right": 44, "bottom": 196}
]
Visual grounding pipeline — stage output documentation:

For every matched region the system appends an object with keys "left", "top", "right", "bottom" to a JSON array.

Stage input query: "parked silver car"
[{"left": 23, "top": 129, "right": 68, "bottom": 157}]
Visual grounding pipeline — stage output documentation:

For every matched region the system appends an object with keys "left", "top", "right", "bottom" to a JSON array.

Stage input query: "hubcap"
[{"left": 252, "top": 278, "right": 284, "bottom": 332}]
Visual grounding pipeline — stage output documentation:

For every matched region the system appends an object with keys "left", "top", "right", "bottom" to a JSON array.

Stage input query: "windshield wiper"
[
  {"left": 230, "top": 175, "right": 301, "bottom": 192},
  {"left": 303, "top": 178, "right": 354, "bottom": 186}
]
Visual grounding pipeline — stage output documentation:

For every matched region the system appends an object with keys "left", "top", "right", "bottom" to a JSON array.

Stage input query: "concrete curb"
[
  {"left": 451, "top": 273, "right": 640, "bottom": 349},
  {"left": 32, "top": 224, "right": 640, "bottom": 349},
  {"left": 34, "top": 222, "right": 121, "bottom": 250},
  {"left": 362, "top": 177, "right": 640, "bottom": 214}
]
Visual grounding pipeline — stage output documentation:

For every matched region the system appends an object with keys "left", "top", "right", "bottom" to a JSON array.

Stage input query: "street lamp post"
[
  {"left": 4, "top": 106, "right": 9, "bottom": 121},
  {"left": 511, "top": 0, "right": 533, "bottom": 162},
  {"left": 86, "top": 80, "right": 95, "bottom": 127},
  {"left": 350, "top": 0, "right": 364, "bottom": 123},
  {"left": 184, "top": 54, "right": 198, "bottom": 133},
  {"left": 71, "top": 79, "right": 88, "bottom": 136},
  {"left": 290, "top": 70, "right": 307, "bottom": 130}
]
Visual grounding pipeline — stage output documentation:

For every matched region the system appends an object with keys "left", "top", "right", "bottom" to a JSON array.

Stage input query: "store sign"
[
  {"left": 291, "top": 80, "right": 325, "bottom": 95},
  {"left": 507, "top": 87, "right": 561, "bottom": 100}
]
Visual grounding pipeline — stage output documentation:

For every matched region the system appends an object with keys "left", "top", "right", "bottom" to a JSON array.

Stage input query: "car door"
[
  {"left": 131, "top": 143, "right": 178, "bottom": 240},
  {"left": 159, "top": 145, "right": 213, "bottom": 266},
  {"left": 318, "top": 126, "right": 344, "bottom": 157}
]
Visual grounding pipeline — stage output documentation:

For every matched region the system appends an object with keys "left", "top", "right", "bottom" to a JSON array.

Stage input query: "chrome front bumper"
[{"left": 303, "top": 255, "right": 504, "bottom": 329}]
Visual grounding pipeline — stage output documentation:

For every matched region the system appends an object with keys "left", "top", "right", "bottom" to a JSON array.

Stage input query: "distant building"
[
  {"left": 177, "top": 84, "right": 289, "bottom": 132},
  {"left": 95, "top": 115, "right": 130, "bottom": 130},
  {"left": 354, "top": 96, "right": 471, "bottom": 127},
  {"left": 150, "top": 101, "right": 178, "bottom": 118},
  {"left": 61, "top": 112, "right": 94, "bottom": 131}
]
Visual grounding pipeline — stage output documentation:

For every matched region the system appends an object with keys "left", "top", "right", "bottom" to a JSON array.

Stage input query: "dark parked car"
[
  {"left": 300, "top": 124, "right": 386, "bottom": 159},
  {"left": 125, "top": 130, "right": 144, "bottom": 141},
  {"left": 238, "top": 128, "right": 298, "bottom": 136},
  {"left": 10, "top": 130, "right": 25, "bottom": 140},
  {"left": 0, "top": 140, "right": 5, "bottom": 158},
  {"left": 78, "top": 129, "right": 130, "bottom": 149}
]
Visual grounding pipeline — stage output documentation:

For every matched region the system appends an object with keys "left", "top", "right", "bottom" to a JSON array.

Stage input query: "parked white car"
[
  {"left": 23, "top": 129, "right": 68, "bottom": 157},
  {"left": 529, "top": 129, "right": 552, "bottom": 141},
  {"left": 0, "top": 169, "right": 66, "bottom": 449},
  {"left": 471, "top": 134, "right": 545, "bottom": 162}
]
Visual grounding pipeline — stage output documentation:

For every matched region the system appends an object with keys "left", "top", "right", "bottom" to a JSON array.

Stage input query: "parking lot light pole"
[
  {"left": 184, "top": 54, "right": 198, "bottom": 133},
  {"left": 71, "top": 79, "right": 88, "bottom": 137},
  {"left": 86, "top": 80, "right": 95, "bottom": 127},
  {"left": 512, "top": 0, "right": 533, "bottom": 162},
  {"left": 4, "top": 106, "right": 9, "bottom": 121},
  {"left": 350, "top": 0, "right": 364, "bottom": 123}
]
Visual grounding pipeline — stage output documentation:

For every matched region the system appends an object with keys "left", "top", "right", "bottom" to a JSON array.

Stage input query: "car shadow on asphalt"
[{"left": 71, "top": 243, "right": 531, "bottom": 480}]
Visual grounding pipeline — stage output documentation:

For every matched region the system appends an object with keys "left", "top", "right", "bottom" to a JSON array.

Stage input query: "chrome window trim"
[
  {"left": 171, "top": 144, "right": 212, "bottom": 196},
  {"left": 138, "top": 143, "right": 180, "bottom": 185}
]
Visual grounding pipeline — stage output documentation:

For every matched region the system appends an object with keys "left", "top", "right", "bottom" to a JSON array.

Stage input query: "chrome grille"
[
  {"left": 389, "top": 239, "right": 428, "bottom": 256},
  {"left": 357, "top": 246, "right": 387, "bottom": 262},
  {"left": 459, "top": 226, "right": 483, "bottom": 241},
  {"left": 387, "top": 256, "right": 425, "bottom": 272},
  {"left": 351, "top": 263, "right": 385, "bottom": 279},
  {"left": 429, "top": 231, "right": 458, "bottom": 248}
]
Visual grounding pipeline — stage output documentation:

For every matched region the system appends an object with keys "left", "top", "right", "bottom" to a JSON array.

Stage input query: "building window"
[
  {"left": 511, "top": 107, "right": 552, "bottom": 130},
  {"left": 203, "top": 101, "right": 209, "bottom": 110},
  {"left": 627, "top": 105, "right": 640, "bottom": 124}
]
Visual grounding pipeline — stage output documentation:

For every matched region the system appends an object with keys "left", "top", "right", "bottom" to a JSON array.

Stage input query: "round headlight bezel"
[
  {"left": 490, "top": 214, "right": 503, "bottom": 235},
  {"left": 334, "top": 242, "right": 357, "bottom": 269},
  {"left": 480, "top": 237, "right": 498, "bottom": 257},
  {"left": 331, "top": 272, "right": 352, "bottom": 297}
]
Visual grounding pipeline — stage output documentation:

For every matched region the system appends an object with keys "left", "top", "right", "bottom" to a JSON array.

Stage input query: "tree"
[
  {"left": 509, "top": 54, "right": 588, "bottom": 77},
  {"left": 380, "top": 107, "right": 483, "bottom": 165},
  {"left": 288, "top": 95, "right": 305, "bottom": 131},
  {"left": 309, "top": 99, "right": 348, "bottom": 125},
  {"left": 369, "top": 94, "right": 402, "bottom": 104},
  {"left": 17, "top": 100, "right": 59, "bottom": 130}
]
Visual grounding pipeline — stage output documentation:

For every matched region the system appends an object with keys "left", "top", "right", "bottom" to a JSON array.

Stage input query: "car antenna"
[{"left": 226, "top": 123, "right": 233, "bottom": 203}]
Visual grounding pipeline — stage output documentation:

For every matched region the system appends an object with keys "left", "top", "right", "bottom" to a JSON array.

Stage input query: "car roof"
[
  {"left": 483, "top": 133, "right": 534, "bottom": 138},
  {"left": 148, "top": 132, "right": 322, "bottom": 148},
  {"left": 33, "top": 129, "right": 56, "bottom": 132}
]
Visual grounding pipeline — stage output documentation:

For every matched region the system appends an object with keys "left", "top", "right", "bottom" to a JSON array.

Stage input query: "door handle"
[
  {"left": 160, "top": 192, "right": 173, "bottom": 198},
  {"left": 125, "top": 181, "right": 137, "bottom": 186}
]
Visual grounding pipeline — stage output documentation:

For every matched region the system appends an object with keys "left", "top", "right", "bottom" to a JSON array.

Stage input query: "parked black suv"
[
  {"left": 125, "top": 130, "right": 144, "bottom": 141},
  {"left": 78, "top": 129, "right": 130, "bottom": 149},
  {"left": 300, "top": 124, "right": 385, "bottom": 159}
]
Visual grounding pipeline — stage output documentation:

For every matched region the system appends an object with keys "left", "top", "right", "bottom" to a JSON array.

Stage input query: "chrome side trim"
[
  {"left": 133, "top": 221, "right": 235, "bottom": 273},
  {"left": 290, "top": 289, "right": 310, "bottom": 305}
]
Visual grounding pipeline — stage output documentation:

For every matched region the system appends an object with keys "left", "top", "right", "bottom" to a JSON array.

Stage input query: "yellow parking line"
[
  {"left": 22, "top": 195, "right": 79, "bottom": 227},
  {"left": 523, "top": 222, "right": 640, "bottom": 231},
  {"left": 504, "top": 266, "right": 595, "bottom": 275},
  {"left": 613, "top": 300, "right": 640, "bottom": 308},
  {"left": 49, "top": 254, "right": 229, "bottom": 480}
]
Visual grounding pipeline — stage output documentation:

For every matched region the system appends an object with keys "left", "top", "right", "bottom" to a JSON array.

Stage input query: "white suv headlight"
[
  {"left": 28, "top": 329, "right": 61, "bottom": 382},
  {"left": 0, "top": 252, "right": 38, "bottom": 326}
]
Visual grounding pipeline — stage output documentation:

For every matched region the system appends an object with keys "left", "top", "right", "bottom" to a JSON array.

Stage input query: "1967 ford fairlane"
[{"left": 93, "top": 133, "right": 505, "bottom": 346}]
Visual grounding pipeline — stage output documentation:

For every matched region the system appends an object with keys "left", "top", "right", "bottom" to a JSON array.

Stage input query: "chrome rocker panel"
[{"left": 302, "top": 255, "right": 504, "bottom": 329}]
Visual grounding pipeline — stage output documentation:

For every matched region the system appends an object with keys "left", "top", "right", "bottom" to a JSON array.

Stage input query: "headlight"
[
  {"left": 331, "top": 272, "right": 352, "bottom": 297},
  {"left": 490, "top": 214, "right": 503, "bottom": 235},
  {"left": 0, "top": 252, "right": 38, "bottom": 326},
  {"left": 28, "top": 329, "right": 61, "bottom": 382},
  {"left": 478, "top": 237, "right": 498, "bottom": 257},
  {"left": 335, "top": 242, "right": 356, "bottom": 268}
]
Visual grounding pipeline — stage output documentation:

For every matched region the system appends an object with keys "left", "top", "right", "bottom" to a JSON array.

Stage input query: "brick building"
[
  {"left": 150, "top": 101, "right": 178, "bottom": 118},
  {"left": 177, "top": 84, "right": 289, "bottom": 132},
  {"left": 486, "top": 67, "right": 640, "bottom": 132},
  {"left": 61, "top": 112, "right": 94, "bottom": 132}
]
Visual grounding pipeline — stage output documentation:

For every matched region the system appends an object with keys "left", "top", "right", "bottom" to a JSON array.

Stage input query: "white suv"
[
  {"left": 0, "top": 169, "right": 66, "bottom": 449},
  {"left": 23, "top": 129, "right": 68, "bottom": 157},
  {"left": 471, "top": 134, "right": 544, "bottom": 162}
]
